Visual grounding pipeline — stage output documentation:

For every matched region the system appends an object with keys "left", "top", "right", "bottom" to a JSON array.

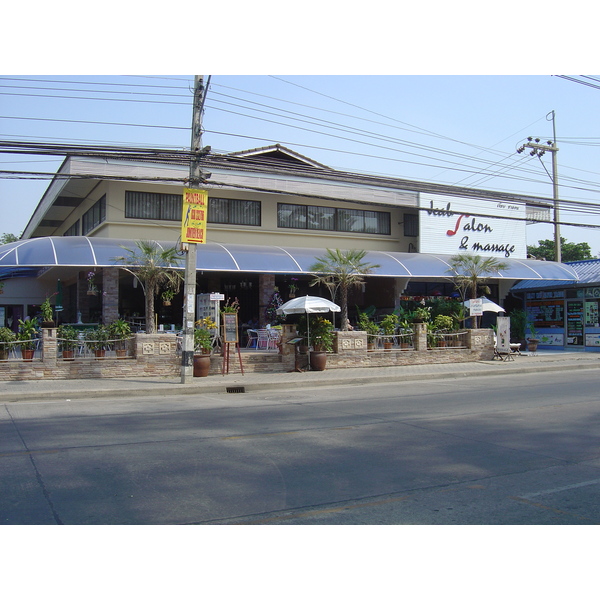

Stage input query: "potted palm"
[
  {"left": 108, "top": 319, "right": 132, "bottom": 358},
  {"left": 18, "top": 318, "right": 39, "bottom": 361},
  {"left": 380, "top": 313, "right": 399, "bottom": 351},
  {"left": 0, "top": 326, "right": 16, "bottom": 360},
  {"left": 57, "top": 324, "right": 79, "bottom": 360}
]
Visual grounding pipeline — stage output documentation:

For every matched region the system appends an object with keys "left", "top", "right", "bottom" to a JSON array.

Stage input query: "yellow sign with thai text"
[{"left": 181, "top": 188, "right": 208, "bottom": 244}]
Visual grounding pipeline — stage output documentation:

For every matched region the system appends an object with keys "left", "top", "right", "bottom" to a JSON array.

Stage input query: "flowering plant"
[
  {"left": 194, "top": 317, "right": 217, "bottom": 352},
  {"left": 222, "top": 298, "right": 240, "bottom": 313},
  {"left": 87, "top": 271, "right": 98, "bottom": 294},
  {"left": 288, "top": 278, "right": 299, "bottom": 294}
]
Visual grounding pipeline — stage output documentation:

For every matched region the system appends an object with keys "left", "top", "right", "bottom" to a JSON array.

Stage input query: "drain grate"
[{"left": 226, "top": 386, "right": 246, "bottom": 394}]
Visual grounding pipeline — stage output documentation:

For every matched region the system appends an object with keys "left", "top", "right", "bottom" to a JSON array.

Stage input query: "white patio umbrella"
[
  {"left": 276, "top": 295, "right": 341, "bottom": 350},
  {"left": 462, "top": 296, "right": 505, "bottom": 313}
]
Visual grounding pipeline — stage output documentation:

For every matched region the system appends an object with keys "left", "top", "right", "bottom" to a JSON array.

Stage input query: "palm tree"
[
  {"left": 309, "top": 248, "right": 380, "bottom": 331},
  {"left": 447, "top": 253, "right": 509, "bottom": 327},
  {"left": 115, "top": 240, "right": 183, "bottom": 334}
]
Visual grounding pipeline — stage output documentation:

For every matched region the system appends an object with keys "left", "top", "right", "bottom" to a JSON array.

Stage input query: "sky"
[
  {"left": 2, "top": 4, "right": 600, "bottom": 261},
  {"left": 4, "top": 73, "right": 600, "bottom": 255}
]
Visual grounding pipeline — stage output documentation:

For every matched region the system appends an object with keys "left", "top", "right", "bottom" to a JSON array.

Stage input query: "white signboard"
[
  {"left": 496, "top": 316, "right": 511, "bottom": 354},
  {"left": 469, "top": 298, "right": 483, "bottom": 317},
  {"left": 419, "top": 193, "right": 527, "bottom": 259}
]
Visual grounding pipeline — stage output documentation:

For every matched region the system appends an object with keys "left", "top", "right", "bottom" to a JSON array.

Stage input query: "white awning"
[{"left": 0, "top": 236, "right": 579, "bottom": 281}]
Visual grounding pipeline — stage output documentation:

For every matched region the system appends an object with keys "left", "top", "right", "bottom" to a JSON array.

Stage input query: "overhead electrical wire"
[{"left": 3, "top": 76, "right": 600, "bottom": 218}]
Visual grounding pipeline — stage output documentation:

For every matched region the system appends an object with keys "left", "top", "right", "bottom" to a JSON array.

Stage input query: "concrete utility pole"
[
  {"left": 517, "top": 111, "right": 561, "bottom": 262},
  {"left": 181, "top": 75, "right": 210, "bottom": 383}
]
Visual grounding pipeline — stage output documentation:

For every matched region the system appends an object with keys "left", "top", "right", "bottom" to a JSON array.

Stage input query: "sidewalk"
[{"left": 2, "top": 350, "right": 600, "bottom": 403}]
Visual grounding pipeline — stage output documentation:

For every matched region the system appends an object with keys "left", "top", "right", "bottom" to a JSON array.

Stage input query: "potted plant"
[
  {"left": 0, "top": 326, "right": 16, "bottom": 360},
  {"left": 108, "top": 319, "right": 132, "bottom": 358},
  {"left": 398, "top": 319, "right": 413, "bottom": 349},
  {"left": 527, "top": 323, "right": 540, "bottom": 353},
  {"left": 357, "top": 312, "right": 380, "bottom": 350},
  {"left": 380, "top": 313, "right": 399, "bottom": 350},
  {"left": 85, "top": 325, "right": 110, "bottom": 358},
  {"left": 161, "top": 289, "right": 175, "bottom": 306},
  {"left": 193, "top": 317, "right": 216, "bottom": 377},
  {"left": 57, "top": 324, "right": 79, "bottom": 360},
  {"left": 509, "top": 309, "right": 527, "bottom": 351},
  {"left": 412, "top": 306, "right": 431, "bottom": 323},
  {"left": 309, "top": 316, "right": 334, "bottom": 370},
  {"left": 432, "top": 314, "right": 454, "bottom": 348},
  {"left": 18, "top": 318, "right": 39, "bottom": 360},
  {"left": 40, "top": 295, "right": 56, "bottom": 327},
  {"left": 86, "top": 271, "right": 99, "bottom": 295}
]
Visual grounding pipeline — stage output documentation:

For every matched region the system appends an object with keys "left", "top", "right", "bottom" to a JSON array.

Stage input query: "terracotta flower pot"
[
  {"left": 62, "top": 350, "right": 75, "bottom": 361},
  {"left": 309, "top": 350, "right": 327, "bottom": 371},
  {"left": 193, "top": 354, "right": 211, "bottom": 377}
]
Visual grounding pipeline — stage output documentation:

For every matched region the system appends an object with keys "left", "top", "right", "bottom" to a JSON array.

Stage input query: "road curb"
[{"left": 3, "top": 359, "right": 600, "bottom": 403}]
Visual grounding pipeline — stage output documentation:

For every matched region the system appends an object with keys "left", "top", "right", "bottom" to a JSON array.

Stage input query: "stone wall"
[{"left": 0, "top": 326, "right": 495, "bottom": 381}]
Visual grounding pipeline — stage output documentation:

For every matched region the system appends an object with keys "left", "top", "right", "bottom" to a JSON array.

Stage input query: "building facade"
[{"left": 0, "top": 145, "right": 578, "bottom": 332}]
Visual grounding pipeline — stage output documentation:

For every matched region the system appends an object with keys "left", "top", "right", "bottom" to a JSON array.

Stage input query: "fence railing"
[{"left": 427, "top": 330, "right": 469, "bottom": 349}]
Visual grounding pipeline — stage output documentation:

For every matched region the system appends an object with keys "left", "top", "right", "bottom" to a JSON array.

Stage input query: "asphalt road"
[{"left": 2, "top": 368, "right": 600, "bottom": 525}]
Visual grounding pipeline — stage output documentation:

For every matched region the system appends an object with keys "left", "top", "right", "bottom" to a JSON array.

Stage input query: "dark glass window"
[
  {"left": 208, "top": 198, "right": 260, "bottom": 226},
  {"left": 125, "top": 191, "right": 181, "bottom": 221},
  {"left": 82, "top": 196, "right": 106, "bottom": 235},
  {"left": 404, "top": 213, "right": 419, "bottom": 237},
  {"left": 64, "top": 221, "right": 79, "bottom": 236},
  {"left": 278, "top": 202, "right": 390, "bottom": 235}
]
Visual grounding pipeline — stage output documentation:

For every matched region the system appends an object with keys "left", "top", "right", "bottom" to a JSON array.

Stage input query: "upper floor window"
[
  {"left": 208, "top": 197, "right": 261, "bottom": 226},
  {"left": 403, "top": 213, "right": 419, "bottom": 237},
  {"left": 82, "top": 196, "right": 106, "bottom": 235},
  {"left": 124, "top": 192, "right": 261, "bottom": 226},
  {"left": 125, "top": 191, "right": 181, "bottom": 221},
  {"left": 277, "top": 203, "right": 391, "bottom": 235},
  {"left": 64, "top": 221, "right": 79, "bottom": 236}
]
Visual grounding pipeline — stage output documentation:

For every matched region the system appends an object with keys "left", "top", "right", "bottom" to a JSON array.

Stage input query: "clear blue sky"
[{"left": 3, "top": 6, "right": 599, "bottom": 256}]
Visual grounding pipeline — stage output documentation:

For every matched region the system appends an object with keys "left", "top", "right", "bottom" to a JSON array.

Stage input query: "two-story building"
[{"left": 0, "top": 144, "right": 578, "bottom": 331}]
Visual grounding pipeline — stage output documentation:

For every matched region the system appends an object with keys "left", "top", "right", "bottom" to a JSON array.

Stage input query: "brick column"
[
  {"left": 259, "top": 274, "right": 275, "bottom": 327},
  {"left": 103, "top": 267, "right": 120, "bottom": 324},
  {"left": 42, "top": 327, "right": 57, "bottom": 365},
  {"left": 413, "top": 322, "right": 428, "bottom": 351}
]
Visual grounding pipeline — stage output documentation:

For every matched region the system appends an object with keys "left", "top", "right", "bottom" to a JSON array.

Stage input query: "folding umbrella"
[{"left": 276, "top": 295, "right": 341, "bottom": 350}]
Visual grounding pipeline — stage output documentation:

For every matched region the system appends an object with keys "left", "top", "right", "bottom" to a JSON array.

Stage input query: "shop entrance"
[{"left": 566, "top": 300, "right": 584, "bottom": 347}]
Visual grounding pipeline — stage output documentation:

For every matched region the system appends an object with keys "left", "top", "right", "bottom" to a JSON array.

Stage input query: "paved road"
[{"left": 2, "top": 365, "right": 600, "bottom": 525}]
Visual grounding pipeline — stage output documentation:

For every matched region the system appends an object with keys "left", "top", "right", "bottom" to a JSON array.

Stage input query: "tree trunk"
[
  {"left": 340, "top": 283, "right": 349, "bottom": 331},
  {"left": 146, "top": 284, "right": 156, "bottom": 334}
]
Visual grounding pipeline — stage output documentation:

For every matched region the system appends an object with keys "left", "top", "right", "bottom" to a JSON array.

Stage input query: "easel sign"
[
  {"left": 221, "top": 312, "right": 244, "bottom": 375},
  {"left": 222, "top": 313, "right": 239, "bottom": 344}
]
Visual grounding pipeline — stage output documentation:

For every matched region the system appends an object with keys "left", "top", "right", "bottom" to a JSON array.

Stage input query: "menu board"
[
  {"left": 222, "top": 313, "right": 238, "bottom": 344},
  {"left": 526, "top": 300, "right": 564, "bottom": 327}
]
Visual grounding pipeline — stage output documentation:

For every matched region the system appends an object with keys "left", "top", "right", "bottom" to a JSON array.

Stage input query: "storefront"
[{"left": 511, "top": 259, "right": 600, "bottom": 351}]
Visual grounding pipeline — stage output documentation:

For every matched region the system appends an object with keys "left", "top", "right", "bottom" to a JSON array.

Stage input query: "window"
[
  {"left": 278, "top": 203, "right": 390, "bottom": 235},
  {"left": 404, "top": 213, "right": 419, "bottom": 237},
  {"left": 124, "top": 192, "right": 261, "bottom": 226},
  {"left": 125, "top": 191, "right": 181, "bottom": 221},
  {"left": 208, "top": 198, "right": 260, "bottom": 226},
  {"left": 82, "top": 196, "right": 106, "bottom": 235},
  {"left": 64, "top": 221, "right": 79, "bottom": 236}
]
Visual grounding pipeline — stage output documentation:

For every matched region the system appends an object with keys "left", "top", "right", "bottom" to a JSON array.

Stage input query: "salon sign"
[{"left": 418, "top": 193, "right": 527, "bottom": 259}]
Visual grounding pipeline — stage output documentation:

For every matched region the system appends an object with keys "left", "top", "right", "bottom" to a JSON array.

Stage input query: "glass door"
[{"left": 566, "top": 300, "right": 584, "bottom": 347}]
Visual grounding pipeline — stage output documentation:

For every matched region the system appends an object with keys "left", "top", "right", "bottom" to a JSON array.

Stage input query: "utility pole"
[
  {"left": 181, "top": 75, "right": 210, "bottom": 383},
  {"left": 517, "top": 111, "right": 561, "bottom": 262}
]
